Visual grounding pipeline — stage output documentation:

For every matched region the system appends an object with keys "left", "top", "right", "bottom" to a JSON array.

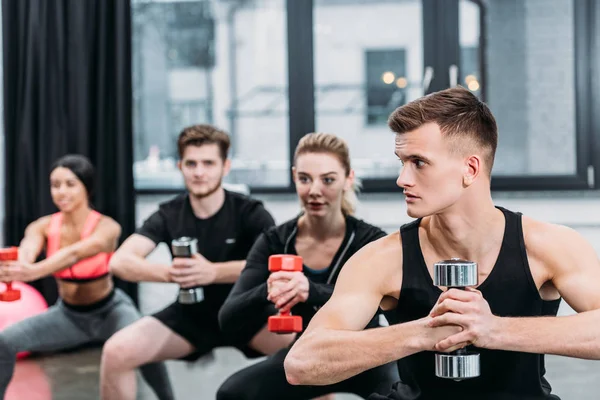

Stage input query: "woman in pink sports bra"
[{"left": 0, "top": 155, "right": 174, "bottom": 400}]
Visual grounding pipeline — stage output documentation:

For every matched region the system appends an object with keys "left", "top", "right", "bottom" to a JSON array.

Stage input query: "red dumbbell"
[
  {"left": 0, "top": 247, "right": 21, "bottom": 301},
  {"left": 267, "top": 254, "right": 303, "bottom": 334}
]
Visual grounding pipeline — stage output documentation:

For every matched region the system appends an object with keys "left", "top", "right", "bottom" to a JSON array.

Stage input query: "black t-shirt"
[
  {"left": 136, "top": 190, "right": 276, "bottom": 308},
  {"left": 217, "top": 214, "right": 387, "bottom": 343}
]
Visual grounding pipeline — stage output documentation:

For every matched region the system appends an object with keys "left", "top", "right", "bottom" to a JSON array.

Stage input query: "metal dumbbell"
[
  {"left": 171, "top": 237, "right": 204, "bottom": 304},
  {"left": 267, "top": 254, "right": 303, "bottom": 334},
  {"left": 433, "top": 258, "right": 480, "bottom": 381},
  {"left": 0, "top": 247, "right": 21, "bottom": 302}
]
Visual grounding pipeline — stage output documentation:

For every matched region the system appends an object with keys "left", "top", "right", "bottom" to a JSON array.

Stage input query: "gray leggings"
[{"left": 0, "top": 288, "right": 174, "bottom": 399}]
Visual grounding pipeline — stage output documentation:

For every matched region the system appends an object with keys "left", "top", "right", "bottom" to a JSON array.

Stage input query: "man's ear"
[{"left": 463, "top": 155, "right": 481, "bottom": 187}]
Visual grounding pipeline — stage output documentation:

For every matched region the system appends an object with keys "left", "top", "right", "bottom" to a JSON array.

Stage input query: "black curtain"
[{"left": 2, "top": 0, "right": 138, "bottom": 306}]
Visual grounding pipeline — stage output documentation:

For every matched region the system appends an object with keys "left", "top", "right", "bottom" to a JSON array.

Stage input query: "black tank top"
[{"left": 388, "top": 206, "right": 561, "bottom": 400}]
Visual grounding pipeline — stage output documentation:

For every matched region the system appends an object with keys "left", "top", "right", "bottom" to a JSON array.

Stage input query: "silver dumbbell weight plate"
[
  {"left": 433, "top": 258, "right": 478, "bottom": 288},
  {"left": 171, "top": 237, "right": 198, "bottom": 257},
  {"left": 435, "top": 351, "right": 480, "bottom": 380},
  {"left": 178, "top": 287, "right": 204, "bottom": 304},
  {"left": 171, "top": 237, "right": 204, "bottom": 304},
  {"left": 433, "top": 258, "right": 480, "bottom": 380}
]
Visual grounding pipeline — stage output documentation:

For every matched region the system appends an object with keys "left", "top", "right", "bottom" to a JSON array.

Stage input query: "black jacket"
[{"left": 218, "top": 214, "right": 387, "bottom": 343}]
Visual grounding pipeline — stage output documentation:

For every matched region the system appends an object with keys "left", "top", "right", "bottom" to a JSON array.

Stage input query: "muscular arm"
[
  {"left": 33, "top": 217, "right": 121, "bottom": 277},
  {"left": 18, "top": 217, "right": 50, "bottom": 263},
  {"left": 488, "top": 220, "right": 600, "bottom": 358},
  {"left": 305, "top": 226, "right": 388, "bottom": 306},
  {"left": 108, "top": 234, "right": 171, "bottom": 283},
  {"left": 284, "top": 233, "right": 460, "bottom": 386}
]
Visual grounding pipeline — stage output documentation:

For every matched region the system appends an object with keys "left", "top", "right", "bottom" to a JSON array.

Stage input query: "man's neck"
[
  {"left": 298, "top": 211, "right": 346, "bottom": 241},
  {"left": 424, "top": 195, "right": 503, "bottom": 261},
  {"left": 189, "top": 187, "right": 226, "bottom": 219}
]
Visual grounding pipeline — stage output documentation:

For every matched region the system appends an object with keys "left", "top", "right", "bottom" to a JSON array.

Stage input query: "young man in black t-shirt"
[{"left": 99, "top": 125, "right": 283, "bottom": 400}]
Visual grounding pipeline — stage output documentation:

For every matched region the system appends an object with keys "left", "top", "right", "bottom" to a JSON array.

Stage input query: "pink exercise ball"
[
  {"left": 5, "top": 360, "right": 52, "bottom": 400},
  {"left": 0, "top": 281, "right": 49, "bottom": 359}
]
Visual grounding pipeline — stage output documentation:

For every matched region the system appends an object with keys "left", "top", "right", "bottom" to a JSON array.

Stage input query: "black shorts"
[{"left": 152, "top": 300, "right": 263, "bottom": 362}]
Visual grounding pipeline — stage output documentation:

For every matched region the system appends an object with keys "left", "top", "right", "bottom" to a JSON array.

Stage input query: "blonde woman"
[{"left": 217, "top": 133, "right": 399, "bottom": 399}]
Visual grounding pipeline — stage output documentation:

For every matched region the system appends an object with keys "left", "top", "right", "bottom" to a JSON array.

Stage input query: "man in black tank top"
[{"left": 283, "top": 87, "right": 600, "bottom": 400}]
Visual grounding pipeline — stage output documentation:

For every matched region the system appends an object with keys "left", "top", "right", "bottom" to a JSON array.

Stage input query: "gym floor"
[{"left": 6, "top": 192, "right": 600, "bottom": 399}]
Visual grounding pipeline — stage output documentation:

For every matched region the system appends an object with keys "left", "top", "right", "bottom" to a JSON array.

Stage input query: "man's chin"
[
  {"left": 190, "top": 190, "right": 211, "bottom": 199},
  {"left": 189, "top": 184, "right": 221, "bottom": 199},
  {"left": 406, "top": 204, "right": 427, "bottom": 219}
]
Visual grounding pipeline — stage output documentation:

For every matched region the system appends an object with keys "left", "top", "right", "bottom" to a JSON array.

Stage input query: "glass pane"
[
  {"left": 460, "top": 0, "right": 577, "bottom": 176},
  {"left": 458, "top": 0, "right": 482, "bottom": 97},
  {"left": 132, "top": 0, "right": 290, "bottom": 190},
  {"left": 314, "top": 0, "right": 424, "bottom": 180}
]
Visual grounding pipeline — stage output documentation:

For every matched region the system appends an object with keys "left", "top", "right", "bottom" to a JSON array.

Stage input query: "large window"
[
  {"left": 459, "top": 1, "right": 482, "bottom": 98},
  {"left": 458, "top": 0, "right": 594, "bottom": 189},
  {"left": 132, "top": 0, "right": 290, "bottom": 190},
  {"left": 313, "top": 0, "right": 424, "bottom": 184},
  {"left": 132, "top": 0, "right": 599, "bottom": 193},
  {"left": 365, "top": 49, "right": 408, "bottom": 126},
  {"left": 461, "top": 0, "right": 577, "bottom": 176}
]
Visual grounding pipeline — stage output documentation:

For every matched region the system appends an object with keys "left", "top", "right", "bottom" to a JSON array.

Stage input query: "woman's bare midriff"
[{"left": 57, "top": 275, "right": 114, "bottom": 305}]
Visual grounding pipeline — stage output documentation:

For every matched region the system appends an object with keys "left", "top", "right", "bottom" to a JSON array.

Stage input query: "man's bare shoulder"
[
  {"left": 521, "top": 214, "right": 600, "bottom": 310},
  {"left": 354, "top": 230, "right": 402, "bottom": 263},
  {"left": 523, "top": 216, "right": 581, "bottom": 249},
  {"left": 341, "top": 230, "right": 403, "bottom": 300},
  {"left": 522, "top": 215, "right": 588, "bottom": 269}
]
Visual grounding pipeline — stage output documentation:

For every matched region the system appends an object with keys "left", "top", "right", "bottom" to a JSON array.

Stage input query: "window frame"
[
  {"left": 134, "top": 0, "right": 598, "bottom": 194},
  {"left": 456, "top": 0, "right": 595, "bottom": 191}
]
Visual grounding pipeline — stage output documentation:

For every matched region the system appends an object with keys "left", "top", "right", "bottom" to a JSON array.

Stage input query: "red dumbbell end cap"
[
  {"left": 0, "top": 289, "right": 21, "bottom": 302},
  {"left": 0, "top": 247, "right": 18, "bottom": 261},
  {"left": 268, "top": 254, "right": 303, "bottom": 273},
  {"left": 268, "top": 315, "right": 303, "bottom": 334}
]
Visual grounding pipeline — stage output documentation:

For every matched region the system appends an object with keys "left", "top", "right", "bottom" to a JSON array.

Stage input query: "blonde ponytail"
[{"left": 341, "top": 179, "right": 361, "bottom": 216}]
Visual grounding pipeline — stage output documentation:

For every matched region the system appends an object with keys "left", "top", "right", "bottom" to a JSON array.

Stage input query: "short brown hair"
[
  {"left": 177, "top": 124, "right": 230, "bottom": 160},
  {"left": 388, "top": 86, "right": 498, "bottom": 175}
]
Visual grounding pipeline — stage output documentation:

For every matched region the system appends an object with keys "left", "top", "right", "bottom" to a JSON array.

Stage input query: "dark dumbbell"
[
  {"left": 433, "top": 258, "right": 480, "bottom": 381},
  {"left": 267, "top": 254, "right": 303, "bottom": 334},
  {"left": 171, "top": 237, "right": 204, "bottom": 304},
  {"left": 0, "top": 247, "right": 22, "bottom": 302}
]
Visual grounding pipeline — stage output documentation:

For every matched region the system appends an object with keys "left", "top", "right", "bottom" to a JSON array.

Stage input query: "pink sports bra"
[{"left": 47, "top": 210, "right": 112, "bottom": 282}]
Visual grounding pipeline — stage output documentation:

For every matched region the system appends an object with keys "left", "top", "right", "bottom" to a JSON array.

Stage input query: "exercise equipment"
[
  {"left": 0, "top": 247, "right": 21, "bottom": 301},
  {"left": 171, "top": 237, "right": 204, "bottom": 304},
  {"left": 5, "top": 361, "right": 51, "bottom": 400},
  {"left": 433, "top": 258, "right": 480, "bottom": 381},
  {"left": 267, "top": 254, "right": 304, "bottom": 334},
  {"left": 0, "top": 281, "right": 49, "bottom": 359}
]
